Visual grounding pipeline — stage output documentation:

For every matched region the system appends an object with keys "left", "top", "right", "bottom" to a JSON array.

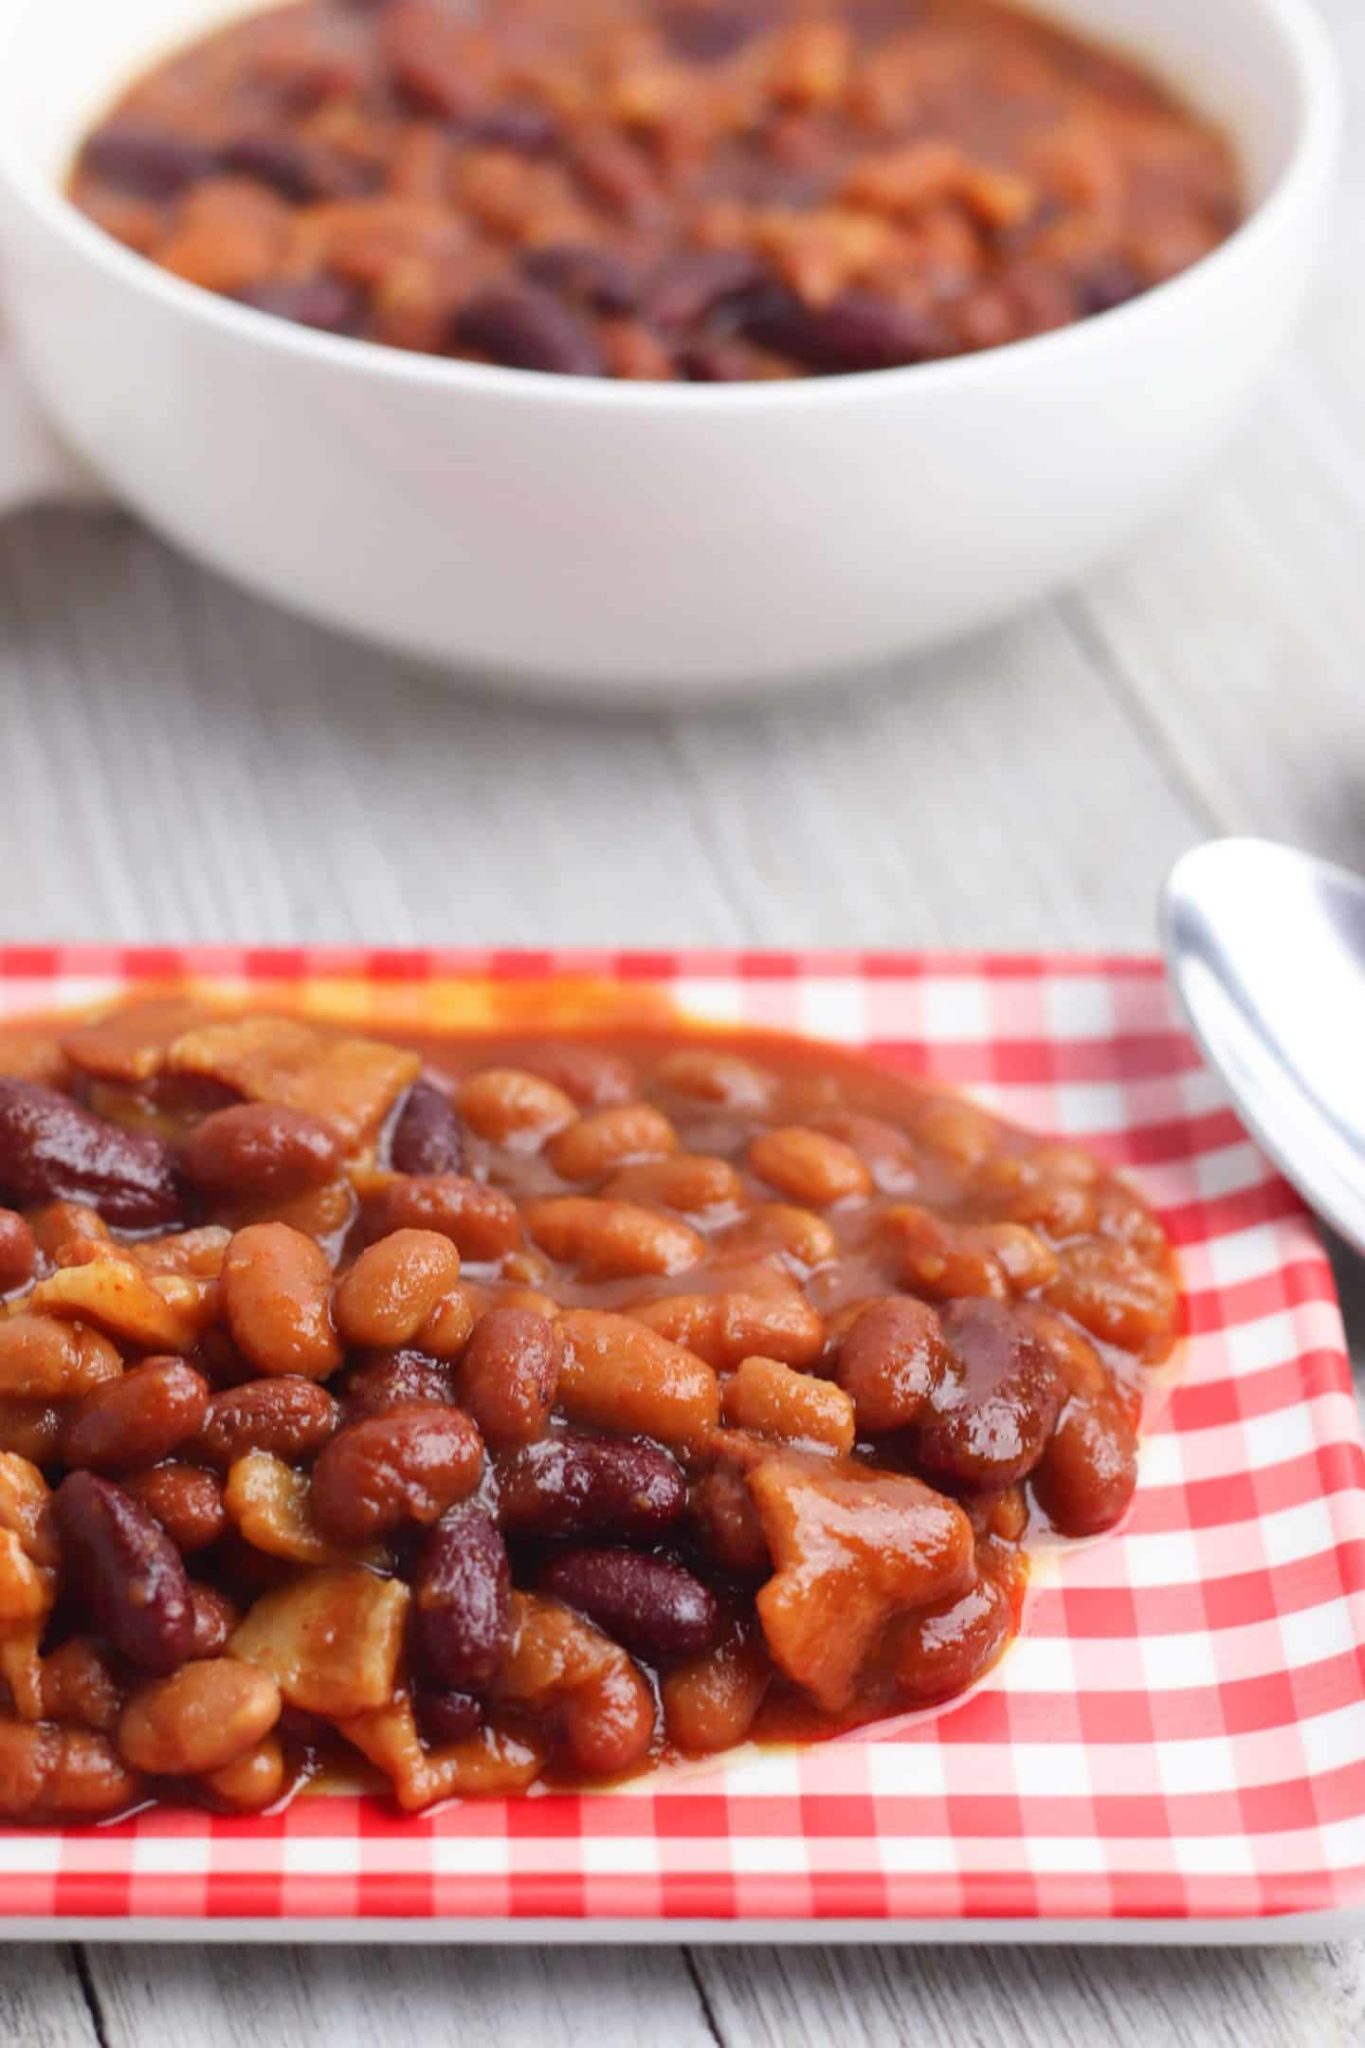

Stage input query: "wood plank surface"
[{"left": 0, "top": 1, "right": 1361, "bottom": 2040}]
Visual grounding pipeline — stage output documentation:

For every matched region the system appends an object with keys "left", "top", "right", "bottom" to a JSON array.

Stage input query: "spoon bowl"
[{"left": 1162, "top": 838, "right": 1365, "bottom": 1256}]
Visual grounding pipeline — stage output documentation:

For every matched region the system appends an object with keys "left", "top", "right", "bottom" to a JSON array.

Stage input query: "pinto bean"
[
  {"left": 195, "top": 1377, "right": 340, "bottom": 1469},
  {"left": 555, "top": 1309, "right": 719, "bottom": 1448},
  {"left": 523, "top": 1198, "right": 704, "bottom": 1280},
  {"left": 333, "top": 1229, "right": 462, "bottom": 1348},
  {"left": 340, "top": 1349, "right": 457, "bottom": 1421},
  {"left": 748, "top": 1126, "right": 873, "bottom": 1207},
  {"left": 183, "top": 1102, "right": 342, "bottom": 1200},
  {"left": 0, "top": 1717, "right": 140, "bottom": 1819},
  {"left": 722, "top": 1354, "right": 855, "bottom": 1455},
  {"left": 662, "top": 1626, "right": 772, "bottom": 1754},
  {"left": 548, "top": 1104, "right": 678, "bottom": 1183},
  {"left": 836, "top": 1297, "right": 952, "bottom": 1432},
  {"left": 117, "top": 1657, "right": 281, "bottom": 1776},
  {"left": 366, "top": 1174, "right": 523, "bottom": 1261},
  {"left": 493, "top": 1591, "right": 655, "bottom": 1778},
  {"left": 915, "top": 1299, "right": 1065, "bottom": 1490},
  {"left": 455, "top": 1306, "right": 560, "bottom": 1447},
  {"left": 0, "top": 1211, "right": 36, "bottom": 1295},
  {"left": 310, "top": 1403, "right": 484, "bottom": 1546},
  {"left": 122, "top": 1464, "right": 226, "bottom": 1553},
  {"left": 220, "top": 1223, "right": 343, "bottom": 1380},
  {"left": 63, "top": 1357, "right": 210, "bottom": 1474}
]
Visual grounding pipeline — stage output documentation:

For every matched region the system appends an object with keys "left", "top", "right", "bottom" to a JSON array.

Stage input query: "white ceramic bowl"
[{"left": 0, "top": 0, "right": 1342, "bottom": 701}]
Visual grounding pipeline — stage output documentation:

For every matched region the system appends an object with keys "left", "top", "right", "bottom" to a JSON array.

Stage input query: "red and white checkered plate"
[{"left": 0, "top": 946, "right": 1361, "bottom": 1942}]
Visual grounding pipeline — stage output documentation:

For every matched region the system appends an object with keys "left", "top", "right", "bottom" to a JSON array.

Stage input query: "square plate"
[{"left": 1, "top": 945, "right": 1362, "bottom": 1944}]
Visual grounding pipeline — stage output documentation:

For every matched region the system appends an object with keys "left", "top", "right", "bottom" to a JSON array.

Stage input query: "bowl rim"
[{"left": 0, "top": 0, "right": 1344, "bottom": 414}]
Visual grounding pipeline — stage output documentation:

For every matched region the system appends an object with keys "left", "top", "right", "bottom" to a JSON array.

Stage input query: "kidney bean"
[
  {"left": 390, "top": 1080, "right": 464, "bottom": 1176},
  {"left": 79, "top": 123, "right": 218, "bottom": 199},
  {"left": 556, "top": 1309, "right": 719, "bottom": 1447},
  {"left": 456, "top": 1306, "right": 560, "bottom": 1448},
  {"left": 366, "top": 1174, "right": 523, "bottom": 1261},
  {"left": 334, "top": 1228, "right": 462, "bottom": 1349},
  {"left": 680, "top": 340, "right": 758, "bottom": 382},
  {"left": 0, "top": 1718, "right": 140, "bottom": 1820},
  {"left": 659, "top": 5, "right": 760, "bottom": 62},
  {"left": 915, "top": 1298, "right": 1065, "bottom": 1490},
  {"left": 188, "top": 1581, "right": 240, "bottom": 1658},
  {"left": 456, "top": 284, "right": 606, "bottom": 377},
  {"left": 62, "top": 1356, "right": 210, "bottom": 1474},
  {"left": 124, "top": 1464, "right": 226, "bottom": 1553},
  {"left": 414, "top": 1684, "right": 485, "bottom": 1744},
  {"left": 310, "top": 1402, "right": 484, "bottom": 1546},
  {"left": 225, "top": 130, "right": 368, "bottom": 202},
  {"left": 494, "top": 1434, "right": 686, "bottom": 1540},
  {"left": 195, "top": 1376, "right": 340, "bottom": 1469},
  {"left": 220, "top": 1222, "right": 343, "bottom": 1380},
  {"left": 740, "top": 285, "right": 946, "bottom": 372},
  {"left": 117, "top": 1656, "right": 282, "bottom": 1776},
  {"left": 0, "top": 1210, "right": 35, "bottom": 1295},
  {"left": 341, "top": 1348, "right": 457, "bottom": 1421},
  {"left": 467, "top": 102, "right": 560, "bottom": 154},
  {"left": 1032, "top": 1388, "right": 1138, "bottom": 1537},
  {"left": 837, "top": 1297, "right": 952, "bottom": 1432},
  {"left": 237, "top": 275, "right": 366, "bottom": 333},
  {"left": 542, "top": 1547, "right": 720, "bottom": 1662},
  {"left": 54, "top": 1471, "right": 195, "bottom": 1674},
  {"left": 0, "top": 1080, "right": 181, "bottom": 1228},
  {"left": 410, "top": 1504, "right": 510, "bottom": 1689},
  {"left": 524, "top": 1200, "right": 705, "bottom": 1280},
  {"left": 522, "top": 244, "right": 637, "bottom": 315},
  {"left": 183, "top": 1101, "right": 343, "bottom": 1201},
  {"left": 642, "top": 248, "right": 763, "bottom": 330},
  {"left": 0, "top": 1315, "right": 121, "bottom": 1399}
]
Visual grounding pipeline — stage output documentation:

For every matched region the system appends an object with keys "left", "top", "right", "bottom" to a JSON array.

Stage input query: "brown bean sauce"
[
  {"left": 0, "top": 999, "right": 1177, "bottom": 1818},
  {"left": 67, "top": 0, "right": 1240, "bottom": 381}
]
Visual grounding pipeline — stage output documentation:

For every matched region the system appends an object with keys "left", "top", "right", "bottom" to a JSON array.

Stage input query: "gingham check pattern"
[{"left": 0, "top": 946, "right": 1361, "bottom": 1927}]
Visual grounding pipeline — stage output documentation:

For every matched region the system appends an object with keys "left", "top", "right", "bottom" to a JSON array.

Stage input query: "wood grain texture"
[
  {"left": 81, "top": 1941, "right": 718, "bottom": 2048},
  {"left": 0, "top": 1, "right": 1362, "bottom": 2039}
]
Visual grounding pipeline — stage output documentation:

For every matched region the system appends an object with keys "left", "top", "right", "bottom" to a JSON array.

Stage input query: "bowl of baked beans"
[{"left": 0, "top": 0, "right": 1341, "bottom": 695}]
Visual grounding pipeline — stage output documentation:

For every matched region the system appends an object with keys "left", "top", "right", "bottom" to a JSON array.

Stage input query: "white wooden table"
[{"left": 2, "top": 2, "right": 1362, "bottom": 2038}]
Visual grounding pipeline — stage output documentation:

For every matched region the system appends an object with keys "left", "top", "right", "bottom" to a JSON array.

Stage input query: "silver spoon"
[{"left": 1161, "top": 837, "right": 1365, "bottom": 1258}]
